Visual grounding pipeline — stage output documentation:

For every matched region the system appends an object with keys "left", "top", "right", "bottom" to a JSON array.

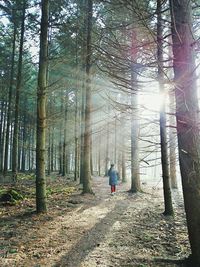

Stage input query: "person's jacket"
[{"left": 108, "top": 167, "right": 118, "bottom": 185}]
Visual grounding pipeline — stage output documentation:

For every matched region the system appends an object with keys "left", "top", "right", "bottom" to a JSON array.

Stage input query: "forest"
[{"left": 0, "top": 0, "right": 200, "bottom": 266}]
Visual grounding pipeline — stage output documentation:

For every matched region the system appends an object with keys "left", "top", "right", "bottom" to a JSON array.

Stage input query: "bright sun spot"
[{"left": 139, "top": 92, "right": 164, "bottom": 111}]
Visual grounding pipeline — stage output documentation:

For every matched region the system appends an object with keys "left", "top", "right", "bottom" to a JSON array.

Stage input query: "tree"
[
  {"left": 3, "top": 9, "right": 17, "bottom": 174},
  {"left": 82, "top": 0, "right": 93, "bottom": 194},
  {"left": 130, "top": 29, "right": 141, "bottom": 193},
  {"left": 36, "top": 0, "right": 49, "bottom": 213},
  {"left": 157, "top": 0, "right": 173, "bottom": 215},
  {"left": 12, "top": 0, "right": 26, "bottom": 180},
  {"left": 170, "top": 0, "right": 200, "bottom": 265},
  {"left": 169, "top": 89, "right": 178, "bottom": 189}
]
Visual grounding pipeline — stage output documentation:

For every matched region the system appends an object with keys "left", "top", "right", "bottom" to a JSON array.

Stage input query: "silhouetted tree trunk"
[
  {"left": 90, "top": 137, "right": 93, "bottom": 175},
  {"left": 169, "top": 90, "right": 178, "bottom": 188},
  {"left": 98, "top": 129, "right": 101, "bottom": 176},
  {"left": 157, "top": 0, "right": 173, "bottom": 215},
  {"left": 12, "top": 0, "right": 26, "bottom": 180},
  {"left": 104, "top": 121, "right": 109, "bottom": 176},
  {"left": 79, "top": 0, "right": 87, "bottom": 184},
  {"left": 4, "top": 23, "right": 16, "bottom": 174},
  {"left": 82, "top": 0, "right": 93, "bottom": 194},
  {"left": 0, "top": 101, "right": 7, "bottom": 172},
  {"left": 130, "top": 31, "right": 141, "bottom": 192},
  {"left": 120, "top": 113, "right": 126, "bottom": 182},
  {"left": 74, "top": 83, "right": 79, "bottom": 181},
  {"left": 170, "top": 0, "right": 200, "bottom": 265},
  {"left": 36, "top": 0, "right": 49, "bottom": 213},
  {"left": 62, "top": 97, "right": 68, "bottom": 177},
  {"left": 130, "top": 87, "right": 140, "bottom": 192}
]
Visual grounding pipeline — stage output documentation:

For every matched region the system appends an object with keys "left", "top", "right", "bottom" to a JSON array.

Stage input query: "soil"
[{"left": 0, "top": 176, "right": 190, "bottom": 267}]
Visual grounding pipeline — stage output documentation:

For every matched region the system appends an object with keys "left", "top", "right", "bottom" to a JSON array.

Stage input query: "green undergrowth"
[
  {"left": 0, "top": 188, "right": 24, "bottom": 204},
  {"left": 46, "top": 186, "right": 76, "bottom": 197}
]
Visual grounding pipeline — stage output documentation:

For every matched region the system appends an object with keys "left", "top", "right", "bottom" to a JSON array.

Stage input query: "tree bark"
[
  {"left": 36, "top": 0, "right": 49, "bottom": 213},
  {"left": 130, "top": 88, "right": 140, "bottom": 192},
  {"left": 0, "top": 101, "right": 4, "bottom": 172},
  {"left": 74, "top": 79, "right": 79, "bottom": 181},
  {"left": 62, "top": 99, "right": 68, "bottom": 177},
  {"left": 82, "top": 0, "right": 93, "bottom": 194},
  {"left": 0, "top": 101, "right": 7, "bottom": 173},
  {"left": 12, "top": 0, "right": 26, "bottom": 180},
  {"left": 169, "top": 90, "right": 178, "bottom": 188},
  {"left": 4, "top": 23, "right": 16, "bottom": 174},
  {"left": 130, "top": 32, "right": 141, "bottom": 192},
  {"left": 104, "top": 120, "right": 109, "bottom": 176},
  {"left": 79, "top": 0, "right": 87, "bottom": 184},
  {"left": 157, "top": 0, "right": 173, "bottom": 216},
  {"left": 170, "top": 0, "right": 200, "bottom": 265}
]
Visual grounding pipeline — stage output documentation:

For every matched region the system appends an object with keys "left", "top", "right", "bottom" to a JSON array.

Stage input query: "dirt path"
[{"left": 0, "top": 177, "right": 190, "bottom": 267}]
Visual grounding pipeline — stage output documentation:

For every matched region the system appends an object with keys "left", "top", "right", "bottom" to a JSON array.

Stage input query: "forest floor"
[{"left": 0, "top": 174, "right": 190, "bottom": 267}]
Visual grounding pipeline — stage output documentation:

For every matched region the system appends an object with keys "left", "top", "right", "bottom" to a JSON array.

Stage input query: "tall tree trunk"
[
  {"left": 114, "top": 116, "right": 117, "bottom": 164},
  {"left": 120, "top": 112, "right": 126, "bottom": 183},
  {"left": 9, "top": 122, "right": 13, "bottom": 170},
  {"left": 90, "top": 137, "right": 93, "bottom": 175},
  {"left": 82, "top": 0, "right": 93, "bottom": 194},
  {"left": 62, "top": 96, "right": 68, "bottom": 177},
  {"left": 104, "top": 121, "right": 109, "bottom": 176},
  {"left": 47, "top": 128, "right": 51, "bottom": 175},
  {"left": 157, "top": 0, "right": 173, "bottom": 215},
  {"left": 130, "top": 32, "right": 141, "bottom": 193},
  {"left": 4, "top": 23, "right": 16, "bottom": 174},
  {"left": 79, "top": 0, "right": 87, "bottom": 184},
  {"left": 0, "top": 101, "right": 7, "bottom": 173},
  {"left": 21, "top": 115, "right": 27, "bottom": 172},
  {"left": 170, "top": 0, "right": 200, "bottom": 265},
  {"left": 51, "top": 127, "right": 54, "bottom": 172},
  {"left": 130, "top": 88, "right": 140, "bottom": 192},
  {"left": 12, "top": 0, "right": 26, "bottom": 180},
  {"left": 58, "top": 95, "right": 63, "bottom": 175},
  {"left": 74, "top": 92, "right": 79, "bottom": 181},
  {"left": 36, "top": 0, "right": 49, "bottom": 213},
  {"left": 0, "top": 101, "right": 5, "bottom": 172},
  {"left": 59, "top": 136, "right": 62, "bottom": 175},
  {"left": 169, "top": 90, "right": 178, "bottom": 188},
  {"left": 98, "top": 129, "right": 101, "bottom": 176}
]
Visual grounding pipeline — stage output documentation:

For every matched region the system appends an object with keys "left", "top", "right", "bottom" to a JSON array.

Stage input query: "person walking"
[{"left": 108, "top": 163, "right": 119, "bottom": 195}]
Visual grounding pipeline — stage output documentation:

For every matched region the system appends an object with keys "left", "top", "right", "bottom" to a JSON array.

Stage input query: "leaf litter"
[{"left": 0, "top": 175, "right": 190, "bottom": 266}]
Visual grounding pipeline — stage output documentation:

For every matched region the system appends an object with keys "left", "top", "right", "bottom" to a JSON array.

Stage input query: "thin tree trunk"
[
  {"left": 21, "top": 115, "right": 27, "bottom": 172},
  {"left": 120, "top": 113, "right": 126, "bottom": 183},
  {"left": 0, "top": 101, "right": 7, "bottom": 173},
  {"left": 170, "top": 0, "right": 200, "bottom": 265},
  {"left": 74, "top": 101, "right": 79, "bottom": 180},
  {"left": 82, "top": 0, "right": 93, "bottom": 194},
  {"left": 90, "top": 136, "right": 93, "bottom": 175},
  {"left": 157, "top": 0, "right": 173, "bottom": 215},
  {"left": 12, "top": 0, "right": 26, "bottom": 180},
  {"left": 114, "top": 116, "right": 117, "bottom": 164},
  {"left": 98, "top": 129, "right": 101, "bottom": 176},
  {"left": 79, "top": 0, "right": 87, "bottom": 184},
  {"left": 51, "top": 127, "right": 54, "bottom": 172},
  {"left": 130, "top": 26, "right": 141, "bottom": 193},
  {"left": 0, "top": 101, "right": 5, "bottom": 172},
  {"left": 62, "top": 97, "right": 68, "bottom": 177},
  {"left": 4, "top": 24, "right": 16, "bottom": 174},
  {"left": 59, "top": 139, "right": 62, "bottom": 175},
  {"left": 36, "top": 0, "right": 49, "bottom": 213},
  {"left": 9, "top": 122, "right": 13, "bottom": 170},
  {"left": 104, "top": 121, "right": 109, "bottom": 176},
  {"left": 130, "top": 89, "right": 140, "bottom": 192},
  {"left": 169, "top": 90, "right": 178, "bottom": 188},
  {"left": 47, "top": 128, "right": 51, "bottom": 175}
]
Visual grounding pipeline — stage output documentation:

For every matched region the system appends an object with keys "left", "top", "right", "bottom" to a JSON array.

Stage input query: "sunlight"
[{"left": 138, "top": 81, "right": 168, "bottom": 112}]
